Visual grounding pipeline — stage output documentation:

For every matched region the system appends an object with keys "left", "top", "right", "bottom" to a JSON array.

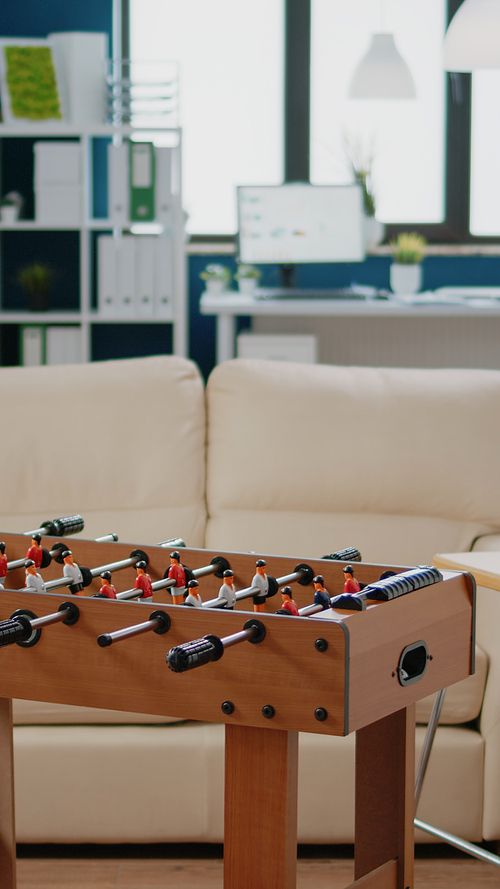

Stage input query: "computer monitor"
[{"left": 237, "top": 183, "right": 365, "bottom": 264}]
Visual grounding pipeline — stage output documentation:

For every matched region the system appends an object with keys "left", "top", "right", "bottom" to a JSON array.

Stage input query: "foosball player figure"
[
  {"left": 217, "top": 569, "right": 236, "bottom": 609},
  {"left": 343, "top": 564, "right": 361, "bottom": 594},
  {"left": 252, "top": 559, "right": 268, "bottom": 613},
  {"left": 134, "top": 561, "right": 154, "bottom": 603},
  {"left": 184, "top": 579, "right": 202, "bottom": 607},
  {"left": 167, "top": 551, "right": 186, "bottom": 605},
  {"left": 26, "top": 534, "right": 44, "bottom": 568},
  {"left": 99, "top": 571, "right": 117, "bottom": 599},
  {"left": 0, "top": 542, "right": 7, "bottom": 588},
  {"left": 312, "top": 575, "right": 330, "bottom": 610},
  {"left": 25, "top": 560, "right": 46, "bottom": 594},
  {"left": 280, "top": 586, "right": 299, "bottom": 616},
  {"left": 62, "top": 550, "right": 84, "bottom": 596}
]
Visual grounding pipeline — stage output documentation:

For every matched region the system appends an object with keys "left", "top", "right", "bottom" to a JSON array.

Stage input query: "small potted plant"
[
  {"left": 234, "top": 263, "right": 261, "bottom": 295},
  {"left": 17, "top": 263, "right": 55, "bottom": 311},
  {"left": 389, "top": 232, "right": 426, "bottom": 295},
  {"left": 199, "top": 263, "right": 231, "bottom": 295},
  {"left": 344, "top": 134, "right": 384, "bottom": 250}
]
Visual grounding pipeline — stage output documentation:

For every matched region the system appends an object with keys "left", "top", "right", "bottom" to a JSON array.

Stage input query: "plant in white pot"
[
  {"left": 389, "top": 232, "right": 426, "bottom": 295},
  {"left": 199, "top": 263, "right": 231, "bottom": 295},
  {"left": 344, "top": 134, "right": 384, "bottom": 251},
  {"left": 234, "top": 263, "right": 261, "bottom": 295}
]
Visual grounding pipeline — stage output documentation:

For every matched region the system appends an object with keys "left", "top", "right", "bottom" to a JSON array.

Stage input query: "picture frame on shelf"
[{"left": 0, "top": 38, "right": 67, "bottom": 124}]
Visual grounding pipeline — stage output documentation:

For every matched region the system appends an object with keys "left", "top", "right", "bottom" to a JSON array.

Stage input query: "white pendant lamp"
[
  {"left": 348, "top": 33, "right": 416, "bottom": 99},
  {"left": 444, "top": 0, "right": 500, "bottom": 71}
]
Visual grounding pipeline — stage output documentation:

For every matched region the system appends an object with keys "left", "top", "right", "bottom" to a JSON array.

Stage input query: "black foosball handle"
[
  {"left": 167, "top": 619, "right": 266, "bottom": 673},
  {"left": 322, "top": 547, "right": 362, "bottom": 562},
  {"left": 167, "top": 634, "right": 225, "bottom": 672},
  {"left": 0, "top": 615, "right": 32, "bottom": 647},
  {"left": 26, "top": 515, "right": 85, "bottom": 538}
]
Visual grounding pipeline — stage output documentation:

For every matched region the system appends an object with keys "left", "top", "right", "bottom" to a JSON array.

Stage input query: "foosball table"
[{"left": 0, "top": 520, "right": 475, "bottom": 889}]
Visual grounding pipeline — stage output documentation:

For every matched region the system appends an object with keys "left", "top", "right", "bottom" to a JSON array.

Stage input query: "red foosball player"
[
  {"left": 167, "top": 551, "right": 186, "bottom": 605},
  {"left": 25, "top": 560, "right": 46, "bottom": 594},
  {"left": 135, "top": 561, "right": 154, "bottom": 603},
  {"left": 252, "top": 559, "right": 268, "bottom": 613},
  {"left": 280, "top": 586, "right": 299, "bottom": 616},
  {"left": 343, "top": 564, "right": 361, "bottom": 594},
  {"left": 0, "top": 542, "right": 7, "bottom": 588},
  {"left": 62, "top": 550, "right": 84, "bottom": 596},
  {"left": 313, "top": 575, "right": 330, "bottom": 610},
  {"left": 26, "top": 534, "right": 44, "bottom": 568},
  {"left": 99, "top": 571, "right": 117, "bottom": 599},
  {"left": 184, "top": 578, "right": 202, "bottom": 607},
  {"left": 217, "top": 569, "right": 236, "bottom": 609}
]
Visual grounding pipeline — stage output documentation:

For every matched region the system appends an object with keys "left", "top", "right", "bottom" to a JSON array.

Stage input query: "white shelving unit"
[{"left": 0, "top": 124, "right": 187, "bottom": 364}]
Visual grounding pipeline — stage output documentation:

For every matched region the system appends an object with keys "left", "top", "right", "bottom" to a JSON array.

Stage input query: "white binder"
[
  {"left": 155, "top": 147, "right": 173, "bottom": 226},
  {"left": 21, "top": 326, "right": 44, "bottom": 366},
  {"left": 155, "top": 236, "right": 175, "bottom": 319},
  {"left": 116, "top": 236, "right": 136, "bottom": 317},
  {"left": 98, "top": 235, "right": 117, "bottom": 317},
  {"left": 108, "top": 143, "right": 129, "bottom": 225},
  {"left": 46, "top": 326, "right": 83, "bottom": 364},
  {"left": 135, "top": 236, "right": 156, "bottom": 317}
]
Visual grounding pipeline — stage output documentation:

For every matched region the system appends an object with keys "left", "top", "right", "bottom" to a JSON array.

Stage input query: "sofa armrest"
[{"left": 472, "top": 534, "right": 500, "bottom": 552}]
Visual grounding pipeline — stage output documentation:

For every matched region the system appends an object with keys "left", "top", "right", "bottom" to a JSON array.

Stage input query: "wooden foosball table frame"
[{"left": 0, "top": 532, "right": 475, "bottom": 889}]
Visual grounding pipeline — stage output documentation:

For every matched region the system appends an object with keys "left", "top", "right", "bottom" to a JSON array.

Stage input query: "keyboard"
[{"left": 253, "top": 287, "right": 367, "bottom": 300}]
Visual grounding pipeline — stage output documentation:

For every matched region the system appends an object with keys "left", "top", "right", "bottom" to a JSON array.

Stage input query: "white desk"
[{"left": 200, "top": 291, "right": 500, "bottom": 364}]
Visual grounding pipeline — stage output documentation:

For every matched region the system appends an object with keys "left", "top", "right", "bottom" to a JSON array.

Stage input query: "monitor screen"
[{"left": 237, "top": 184, "right": 365, "bottom": 264}]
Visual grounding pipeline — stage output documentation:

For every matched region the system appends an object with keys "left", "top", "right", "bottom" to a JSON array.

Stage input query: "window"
[
  {"left": 470, "top": 70, "right": 500, "bottom": 236},
  {"left": 130, "top": 0, "right": 284, "bottom": 234},
  {"left": 310, "top": 0, "right": 447, "bottom": 224}
]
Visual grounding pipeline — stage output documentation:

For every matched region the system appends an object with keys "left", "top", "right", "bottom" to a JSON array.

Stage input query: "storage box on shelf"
[{"left": 0, "top": 124, "right": 186, "bottom": 366}]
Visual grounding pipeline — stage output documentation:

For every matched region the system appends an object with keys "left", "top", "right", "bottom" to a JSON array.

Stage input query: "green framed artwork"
[{"left": 0, "top": 38, "right": 66, "bottom": 124}]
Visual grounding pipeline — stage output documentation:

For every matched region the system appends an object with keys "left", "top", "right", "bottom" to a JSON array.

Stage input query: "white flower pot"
[
  {"left": 364, "top": 216, "right": 385, "bottom": 251},
  {"left": 390, "top": 263, "right": 422, "bottom": 295},
  {"left": 206, "top": 279, "right": 227, "bottom": 295},
  {"left": 0, "top": 205, "right": 18, "bottom": 224},
  {"left": 237, "top": 278, "right": 258, "bottom": 295}
]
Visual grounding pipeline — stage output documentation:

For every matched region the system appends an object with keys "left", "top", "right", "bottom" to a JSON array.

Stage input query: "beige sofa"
[{"left": 3, "top": 355, "right": 500, "bottom": 845}]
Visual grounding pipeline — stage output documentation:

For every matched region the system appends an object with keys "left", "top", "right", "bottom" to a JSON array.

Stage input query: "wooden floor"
[{"left": 16, "top": 854, "right": 500, "bottom": 889}]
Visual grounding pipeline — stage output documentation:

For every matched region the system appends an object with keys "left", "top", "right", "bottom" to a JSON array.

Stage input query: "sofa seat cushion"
[
  {"left": 416, "top": 645, "right": 488, "bottom": 725},
  {"left": 205, "top": 360, "right": 500, "bottom": 563},
  {"left": 12, "top": 699, "right": 187, "bottom": 725},
  {"left": 0, "top": 356, "right": 207, "bottom": 546}
]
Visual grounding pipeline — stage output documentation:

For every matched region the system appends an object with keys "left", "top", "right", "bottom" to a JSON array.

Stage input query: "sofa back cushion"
[
  {"left": 205, "top": 360, "right": 500, "bottom": 564},
  {"left": 0, "top": 356, "right": 207, "bottom": 546}
]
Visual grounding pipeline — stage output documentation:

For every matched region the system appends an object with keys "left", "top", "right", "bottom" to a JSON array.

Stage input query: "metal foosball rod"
[
  {"left": 38, "top": 548, "right": 151, "bottom": 595},
  {"left": 0, "top": 601, "right": 80, "bottom": 648},
  {"left": 114, "top": 555, "right": 231, "bottom": 602},
  {"left": 7, "top": 531, "right": 120, "bottom": 572},
  {"left": 166, "top": 618, "right": 266, "bottom": 673},
  {"left": 97, "top": 610, "right": 171, "bottom": 647},
  {"left": 202, "top": 562, "right": 314, "bottom": 609}
]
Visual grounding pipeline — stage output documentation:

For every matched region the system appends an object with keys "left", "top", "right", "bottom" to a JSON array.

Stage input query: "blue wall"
[{"left": 0, "top": 1, "right": 111, "bottom": 40}]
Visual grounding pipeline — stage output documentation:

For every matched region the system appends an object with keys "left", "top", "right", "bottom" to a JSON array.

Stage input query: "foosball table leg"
[
  {"left": 0, "top": 697, "right": 16, "bottom": 889},
  {"left": 224, "top": 724, "right": 298, "bottom": 889},
  {"left": 354, "top": 705, "right": 415, "bottom": 889}
]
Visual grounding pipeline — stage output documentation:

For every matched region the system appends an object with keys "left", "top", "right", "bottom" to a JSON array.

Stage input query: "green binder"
[{"left": 129, "top": 142, "right": 155, "bottom": 222}]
